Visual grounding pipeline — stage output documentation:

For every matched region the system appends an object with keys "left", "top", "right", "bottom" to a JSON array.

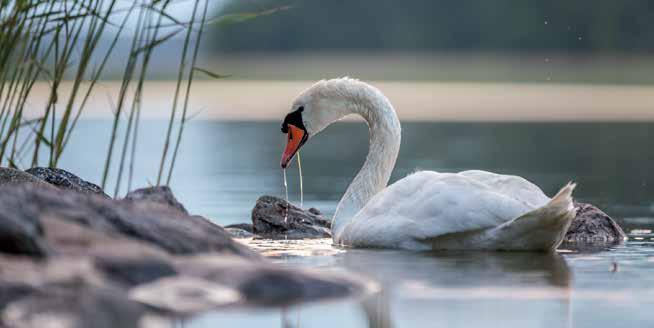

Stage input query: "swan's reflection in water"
[
  {"left": 190, "top": 239, "right": 654, "bottom": 328},
  {"left": 236, "top": 239, "right": 574, "bottom": 328},
  {"left": 340, "top": 249, "right": 571, "bottom": 328}
]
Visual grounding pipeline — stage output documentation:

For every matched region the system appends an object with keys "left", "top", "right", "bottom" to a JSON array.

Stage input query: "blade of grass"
[
  {"left": 155, "top": 0, "right": 200, "bottom": 185},
  {"left": 166, "top": 0, "right": 209, "bottom": 184}
]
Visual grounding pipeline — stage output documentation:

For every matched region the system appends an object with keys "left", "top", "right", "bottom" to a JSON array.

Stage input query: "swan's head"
[{"left": 280, "top": 78, "right": 371, "bottom": 168}]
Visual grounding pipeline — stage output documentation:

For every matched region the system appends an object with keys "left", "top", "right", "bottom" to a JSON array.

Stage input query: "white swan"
[{"left": 280, "top": 78, "right": 576, "bottom": 251}]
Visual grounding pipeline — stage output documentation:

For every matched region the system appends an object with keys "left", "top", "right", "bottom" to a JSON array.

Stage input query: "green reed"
[{"left": 0, "top": 0, "right": 285, "bottom": 195}]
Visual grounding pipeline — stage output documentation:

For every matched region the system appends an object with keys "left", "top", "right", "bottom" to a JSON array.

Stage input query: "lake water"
[{"left": 56, "top": 120, "right": 654, "bottom": 327}]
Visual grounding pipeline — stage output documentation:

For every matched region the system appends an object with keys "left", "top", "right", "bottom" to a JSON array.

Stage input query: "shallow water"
[{"left": 56, "top": 121, "right": 654, "bottom": 327}]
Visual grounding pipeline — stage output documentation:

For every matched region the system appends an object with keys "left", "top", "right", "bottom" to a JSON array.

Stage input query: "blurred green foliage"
[{"left": 213, "top": 0, "right": 654, "bottom": 53}]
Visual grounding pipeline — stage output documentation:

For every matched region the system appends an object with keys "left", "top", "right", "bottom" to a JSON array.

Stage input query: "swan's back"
[{"left": 336, "top": 170, "right": 553, "bottom": 249}]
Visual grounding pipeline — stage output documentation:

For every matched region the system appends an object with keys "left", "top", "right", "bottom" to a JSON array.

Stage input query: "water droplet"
[
  {"left": 283, "top": 168, "right": 289, "bottom": 223},
  {"left": 297, "top": 151, "right": 304, "bottom": 208}
]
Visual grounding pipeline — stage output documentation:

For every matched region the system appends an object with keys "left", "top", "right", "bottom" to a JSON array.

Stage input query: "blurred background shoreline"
[{"left": 25, "top": 78, "right": 654, "bottom": 121}]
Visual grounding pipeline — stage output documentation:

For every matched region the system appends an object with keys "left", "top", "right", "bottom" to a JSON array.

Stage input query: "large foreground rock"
[
  {"left": 0, "top": 252, "right": 371, "bottom": 324},
  {"left": 26, "top": 167, "right": 109, "bottom": 198},
  {"left": 0, "top": 184, "right": 371, "bottom": 325},
  {"left": 0, "top": 183, "right": 257, "bottom": 258},
  {"left": 0, "top": 205, "right": 48, "bottom": 257},
  {"left": 564, "top": 202, "right": 627, "bottom": 243},
  {"left": 251, "top": 196, "right": 331, "bottom": 239},
  {"left": 0, "top": 218, "right": 370, "bottom": 322}
]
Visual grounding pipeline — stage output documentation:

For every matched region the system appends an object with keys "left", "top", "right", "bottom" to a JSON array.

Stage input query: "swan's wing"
[
  {"left": 338, "top": 171, "right": 550, "bottom": 249},
  {"left": 458, "top": 170, "right": 551, "bottom": 208}
]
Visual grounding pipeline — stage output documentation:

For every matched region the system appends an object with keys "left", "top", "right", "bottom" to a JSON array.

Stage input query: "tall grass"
[{"left": 0, "top": 0, "right": 284, "bottom": 196}]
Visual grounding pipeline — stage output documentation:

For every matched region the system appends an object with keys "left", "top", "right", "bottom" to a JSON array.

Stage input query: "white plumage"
[{"left": 288, "top": 78, "right": 576, "bottom": 251}]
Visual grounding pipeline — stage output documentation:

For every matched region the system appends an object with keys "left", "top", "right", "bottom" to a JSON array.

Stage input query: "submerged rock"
[
  {"left": 124, "top": 186, "right": 188, "bottom": 214},
  {"left": 225, "top": 223, "right": 254, "bottom": 233},
  {"left": 564, "top": 202, "right": 627, "bottom": 243},
  {"left": 224, "top": 223, "right": 256, "bottom": 238},
  {"left": 251, "top": 195, "right": 331, "bottom": 239},
  {"left": 225, "top": 227, "right": 256, "bottom": 239},
  {"left": 25, "top": 167, "right": 108, "bottom": 197}
]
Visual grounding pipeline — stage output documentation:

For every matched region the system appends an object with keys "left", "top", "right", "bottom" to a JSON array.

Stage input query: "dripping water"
[
  {"left": 283, "top": 168, "right": 289, "bottom": 223},
  {"left": 297, "top": 150, "right": 304, "bottom": 208}
]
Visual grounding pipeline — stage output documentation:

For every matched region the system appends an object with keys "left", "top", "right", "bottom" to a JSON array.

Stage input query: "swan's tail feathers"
[
  {"left": 492, "top": 182, "right": 577, "bottom": 251},
  {"left": 548, "top": 181, "right": 577, "bottom": 213}
]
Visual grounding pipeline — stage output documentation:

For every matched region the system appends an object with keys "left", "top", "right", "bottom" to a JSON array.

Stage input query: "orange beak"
[{"left": 281, "top": 124, "right": 307, "bottom": 168}]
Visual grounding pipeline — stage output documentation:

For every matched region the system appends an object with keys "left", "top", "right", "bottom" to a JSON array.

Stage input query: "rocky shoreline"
[
  {"left": 0, "top": 167, "right": 371, "bottom": 327},
  {"left": 0, "top": 167, "right": 626, "bottom": 326}
]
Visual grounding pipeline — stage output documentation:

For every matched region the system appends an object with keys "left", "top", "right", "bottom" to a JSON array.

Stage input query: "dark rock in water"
[
  {"left": 124, "top": 186, "right": 188, "bottom": 214},
  {"left": 0, "top": 183, "right": 258, "bottom": 259},
  {"left": 25, "top": 167, "right": 108, "bottom": 198},
  {"left": 565, "top": 202, "right": 627, "bottom": 243},
  {"left": 252, "top": 195, "right": 331, "bottom": 239},
  {"left": 0, "top": 167, "right": 45, "bottom": 186},
  {"left": 308, "top": 208, "right": 322, "bottom": 216}
]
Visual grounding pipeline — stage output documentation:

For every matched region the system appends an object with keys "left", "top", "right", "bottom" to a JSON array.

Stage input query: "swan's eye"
[{"left": 281, "top": 106, "right": 306, "bottom": 134}]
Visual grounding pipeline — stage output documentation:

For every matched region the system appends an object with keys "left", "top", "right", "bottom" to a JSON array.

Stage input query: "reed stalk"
[{"left": 1, "top": 0, "right": 285, "bottom": 195}]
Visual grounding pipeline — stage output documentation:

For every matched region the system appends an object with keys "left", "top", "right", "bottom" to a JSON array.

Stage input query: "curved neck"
[{"left": 331, "top": 93, "right": 401, "bottom": 240}]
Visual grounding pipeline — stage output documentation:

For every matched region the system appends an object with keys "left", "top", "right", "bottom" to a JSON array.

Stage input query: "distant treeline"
[{"left": 212, "top": 0, "right": 654, "bottom": 53}]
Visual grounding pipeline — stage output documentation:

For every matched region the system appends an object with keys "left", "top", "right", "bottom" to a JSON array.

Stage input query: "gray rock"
[
  {"left": 252, "top": 196, "right": 331, "bottom": 239},
  {"left": 25, "top": 167, "right": 108, "bottom": 197},
  {"left": 308, "top": 208, "right": 322, "bottom": 216},
  {"left": 94, "top": 256, "right": 178, "bottom": 288},
  {"left": 0, "top": 183, "right": 258, "bottom": 259},
  {"left": 2, "top": 285, "right": 148, "bottom": 328},
  {"left": 0, "top": 283, "right": 36, "bottom": 310},
  {"left": 0, "top": 167, "right": 45, "bottom": 186},
  {"left": 0, "top": 253, "right": 370, "bottom": 320},
  {"left": 0, "top": 185, "right": 372, "bottom": 323},
  {"left": 0, "top": 196, "right": 49, "bottom": 257},
  {"left": 564, "top": 202, "right": 627, "bottom": 243},
  {"left": 124, "top": 186, "right": 188, "bottom": 214},
  {"left": 174, "top": 255, "right": 371, "bottom": 307}
]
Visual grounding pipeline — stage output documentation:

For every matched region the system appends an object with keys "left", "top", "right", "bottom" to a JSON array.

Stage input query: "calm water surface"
[{"left": 58, "top": 121, "right": 653, "bottom": 327}]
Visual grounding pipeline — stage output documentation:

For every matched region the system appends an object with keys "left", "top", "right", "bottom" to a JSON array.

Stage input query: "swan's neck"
[{"left": 331, "top": 94, "right": 401, "bottom": 240}]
